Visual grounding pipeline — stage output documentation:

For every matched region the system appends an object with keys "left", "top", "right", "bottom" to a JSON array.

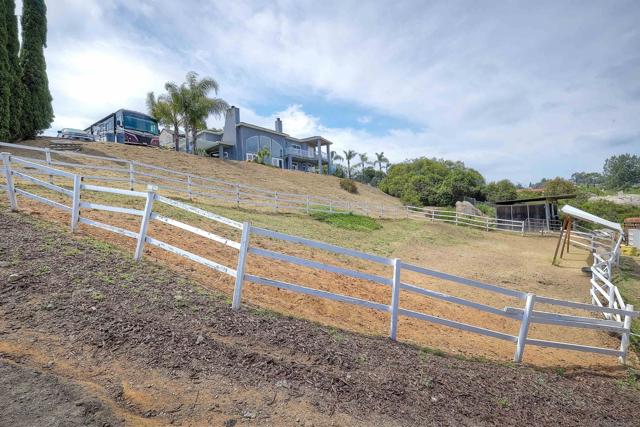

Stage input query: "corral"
[{"left": 0, "top": 145, "right": 636, "bottom": 368}]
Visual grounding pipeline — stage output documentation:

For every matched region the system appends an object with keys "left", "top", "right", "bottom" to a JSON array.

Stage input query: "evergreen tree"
[
  {"left": 0, "top": 0, "right": 10, "bottom": 140},
  {"left": 20, "top": 0, "right": 53, "bottom": 138},
  {"left": 5, "top": 0, "right": 22, "bottom": 140}
]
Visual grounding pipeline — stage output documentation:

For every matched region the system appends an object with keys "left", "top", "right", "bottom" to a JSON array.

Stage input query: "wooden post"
[
  {"left": 619, "top": 304, "right": 633, "bottom": 364},
  {"left": 275, "top": 192, "right": 278, "bottom": 211},
  {"left": 389, "top": 258, "right": 401, "bottom": 340},
  {"left": 187, "top": 175, "right": 193, "bottom": 200},
  {"left": 514, "top": 293, "right": 535, "bottom": 363},
  {"left": 232, "top": 222, "right": 251, "bottom": 310},
  {"left": 306, "top": 195, "right": 310, "bottom": 214},
  {"left": 235, "top": 184, "right": 240, "bottom": 208},
  {"left": 134, "top": 185, "right": 156, "bottom": 260},
  {"left": 564, "top": 217, "right": 573, "bottom": 254},
  {"left": 1, "top": 152, "right": 17, "bottom": 210},
  {"left": 70, "top": 175, "right": 82, "bottom": 232},
  {"left": 552, "top": 217, "right": 568, "bottom": 265}
]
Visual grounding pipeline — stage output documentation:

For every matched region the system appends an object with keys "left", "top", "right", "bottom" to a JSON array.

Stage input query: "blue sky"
[{"left": 30, "top": 0, "right": 640, "bottom": 183}]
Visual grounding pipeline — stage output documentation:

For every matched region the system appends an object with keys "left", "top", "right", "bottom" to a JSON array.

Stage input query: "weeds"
[
  {"left": 615, "top": 369, "right": 640, "bottom": 390},
  {"left": 418, "top": 346, "right": 446, "bottom": 361}
]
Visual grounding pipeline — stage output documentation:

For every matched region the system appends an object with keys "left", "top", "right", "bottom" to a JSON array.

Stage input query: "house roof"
[
  {"left": 494, "top": 194, "right": 576, "bottom": 205},
  {"left": 236, "top": 122, "right": 333, "bottom": 145},
  {"left": 561, "top": 205, "right": 623, "bottom": 233}
]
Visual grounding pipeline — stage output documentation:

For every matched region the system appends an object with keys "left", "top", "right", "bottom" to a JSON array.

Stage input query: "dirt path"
[{"left": 1, "top": 211, "right": 640, "bottom": 426}]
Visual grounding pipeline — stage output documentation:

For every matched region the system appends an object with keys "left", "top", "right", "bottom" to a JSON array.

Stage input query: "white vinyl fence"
[
  {"left": 1, "top": 152, "right": 637, "bottom": 364},
  {"left": 0, "top": 142, "right": 526, "bottom": 233}
]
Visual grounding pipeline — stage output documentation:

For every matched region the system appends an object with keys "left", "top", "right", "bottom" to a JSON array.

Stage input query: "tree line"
[
  {"left": 146, "top": 71, "right": 228, "bottom": 154},
  {"left": 0, "top": 0, "right": 53, "bottom": 141},
  {"left": 359, "top": 151, "right": 639, "bottom": 208},
  {"left": 331, "top": 150, "right": 389, "bottom": 186}
]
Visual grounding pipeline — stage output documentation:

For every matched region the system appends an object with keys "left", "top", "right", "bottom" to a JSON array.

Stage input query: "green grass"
[
  {"left": 614, "top": 257, "right": 640, "bottom": 352},
  {"left": 310, "top": 211, "right": 382, "bottom": 232}
]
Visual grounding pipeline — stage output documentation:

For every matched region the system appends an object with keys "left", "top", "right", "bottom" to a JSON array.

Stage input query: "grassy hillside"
[{"left": 5, "top": 138, "right": 403, "bottom": 209}]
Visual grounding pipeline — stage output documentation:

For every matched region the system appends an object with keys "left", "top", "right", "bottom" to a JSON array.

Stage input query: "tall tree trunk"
[
  {"left": 173, "top": 123, "right": 179, "bottom": 152},
  {"left": 191, "top": 126, "right": 198, "bottom": 154},
  {"left": 184, "top": 124, "right": 190, "bottom": 153}
]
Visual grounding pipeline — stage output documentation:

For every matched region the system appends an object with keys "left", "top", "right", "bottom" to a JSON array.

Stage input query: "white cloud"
[{"left": 37, "top": 0, "right": 640, "bottom": 182}]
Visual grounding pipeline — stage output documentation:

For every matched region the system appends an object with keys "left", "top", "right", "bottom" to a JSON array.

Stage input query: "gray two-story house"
[{"left": 206, "top": 106, "right": 334, "bottom": 174}]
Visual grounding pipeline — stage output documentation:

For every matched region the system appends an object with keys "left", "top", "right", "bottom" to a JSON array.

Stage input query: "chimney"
[{"left": 275, "top": 117, "right": 283, "bottom": 133}]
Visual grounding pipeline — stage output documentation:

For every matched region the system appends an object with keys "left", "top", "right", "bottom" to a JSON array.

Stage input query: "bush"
[
  {"left": 340, "top": 178, "right": 358, "bottom": 194},
  {"left": 378, "top": 157, "right": 486, "bottom": 207}
]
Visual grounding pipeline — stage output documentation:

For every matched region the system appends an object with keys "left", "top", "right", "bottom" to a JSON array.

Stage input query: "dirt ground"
[
  {"left": 2, "top": 211, "right": 640, "bottom": 426},
  {"left": 1, "top": 183, "right": 629, "bottom": 368}
]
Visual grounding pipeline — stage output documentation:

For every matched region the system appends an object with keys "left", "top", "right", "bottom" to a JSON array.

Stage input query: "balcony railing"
[{"left": 286, "top": 147, "right": 328, "bottom": 161}]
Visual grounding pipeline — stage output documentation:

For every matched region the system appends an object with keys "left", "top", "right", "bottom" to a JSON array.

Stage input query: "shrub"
[
  {"left": 340, "top": 178, "right": 358, "bottom": 194},
  {"left": 378, "top": 157, "right": 485, "bottom": 207}
]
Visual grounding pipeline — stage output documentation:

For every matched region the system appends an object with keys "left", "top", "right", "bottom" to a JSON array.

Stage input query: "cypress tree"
[
  {"left": 5, "top": 0, "right": 22, "bottom": 140},
  {"left": 20, "top": 0, "right": 53, "bottom": 139},
  {"left": 0, "top": 0, "right": 10, "bottom": 140}
]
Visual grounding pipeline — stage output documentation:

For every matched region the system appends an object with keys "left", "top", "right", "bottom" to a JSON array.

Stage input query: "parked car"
[{"left": 57, "top": 128, "right": 94, "bottom": 141}]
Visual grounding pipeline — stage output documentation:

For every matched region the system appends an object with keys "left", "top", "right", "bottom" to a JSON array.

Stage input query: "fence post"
[
  {"left": 187, "top": 175, "right": 193, "bottom": 200},
  {"left": 619, "top": 304, "right": 633, "bottom": 364},
  {"left": 521, "top": 221, "right": 525, "bottom": 236},
  {"left": 389, "top": 258, "right": 401, "bottom": 340},
  {"left": 45, "top": 148, "right": 53, "bottom": 183},
  {"left": 134, "top": 185, "right": 156, "bottom": 260},
  {"left": 608, "top": 284, "right": 615, "bottom": 311},
  {"left": 514, "top": 293, "right": 535, "bottom": 363},
  {"left": 70, "top": 175, "right": 82, "bottom": 232},
  {"left": 128, "top": 161, "right": 135, "bottom": 191},
  {"left": 232, "top": 222, "right": 251, "bottom": 310},
  {"left": 1, "top": 152, "right": 17, "bottom": 210},
  {"left": 235, "top": 184, "right": 240, "bottom": 208},
  {"left": 329, "top": 199, "right": 332, "bottom": 213},
  {"left": 275, "top": 192, "right": 279, "bottom": 211},
  {"left": 455, "top": 212, "right": 459, "bottom": 225}
]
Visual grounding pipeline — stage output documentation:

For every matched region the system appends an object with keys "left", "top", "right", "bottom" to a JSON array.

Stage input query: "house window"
[
  {"left": 271, "top": 158, "right": 283, "bottom": 168},
  {"left": 246, "top": 135, "right": 283, "bottom": 158},
  {"left": 246, "top": 136, "right": 259, "bottom": 154},
  {"left": 246, "top": 153, "right": 257, "bottom": 162},
  {"left": 291, "top": 162, "right": 299, "bottom": 170},
  {"left": 291, "top": 143, "right": 301, "bottom": 150}
]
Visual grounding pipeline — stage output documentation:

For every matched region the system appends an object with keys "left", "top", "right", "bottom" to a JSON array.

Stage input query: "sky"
[{"left": 20, "top": 0, "right": 640, "bottom": 183}]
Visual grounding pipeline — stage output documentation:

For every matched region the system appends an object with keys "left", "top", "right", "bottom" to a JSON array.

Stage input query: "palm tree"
[
  {"left": 342, "top": 149, "right": 357, "bottom": 179},
  {"left": 180, "top": 71, "right": 229, "bottom": 153},
  {"left": 331, "top": 151, "right": 343, "bottom": 163},
  {"left": 374, "top": 151, "right": 389, "bottom": 172},
  {"left": 358, "top": 153, "right": 369, "bottom": 170},
  {"left": 146, "top": 89, "right": 182, "bottom": 152}
]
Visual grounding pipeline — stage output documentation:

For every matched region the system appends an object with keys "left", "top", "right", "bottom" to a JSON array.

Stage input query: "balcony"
[{"left": 286, "top": 147, "right": 328, "bottom": 161}]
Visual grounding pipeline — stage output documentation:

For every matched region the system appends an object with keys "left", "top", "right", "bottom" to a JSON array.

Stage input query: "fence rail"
[
  {"left": 2, "top": 151, "right": 636, "bottom": 365},
  {"left": 0, "top": 141, "right": 528, "bottom": 233}
]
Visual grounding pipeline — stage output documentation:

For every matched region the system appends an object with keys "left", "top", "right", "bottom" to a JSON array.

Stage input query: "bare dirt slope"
[
  {"left": 0, "top": 186, "right": 626, "bottom": 368},
  {"left": 1, "top": 211, "right": 640, "bottom": 426},
  {"left": 3, "top": 138, "right": 402, "bottom": 209}
]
